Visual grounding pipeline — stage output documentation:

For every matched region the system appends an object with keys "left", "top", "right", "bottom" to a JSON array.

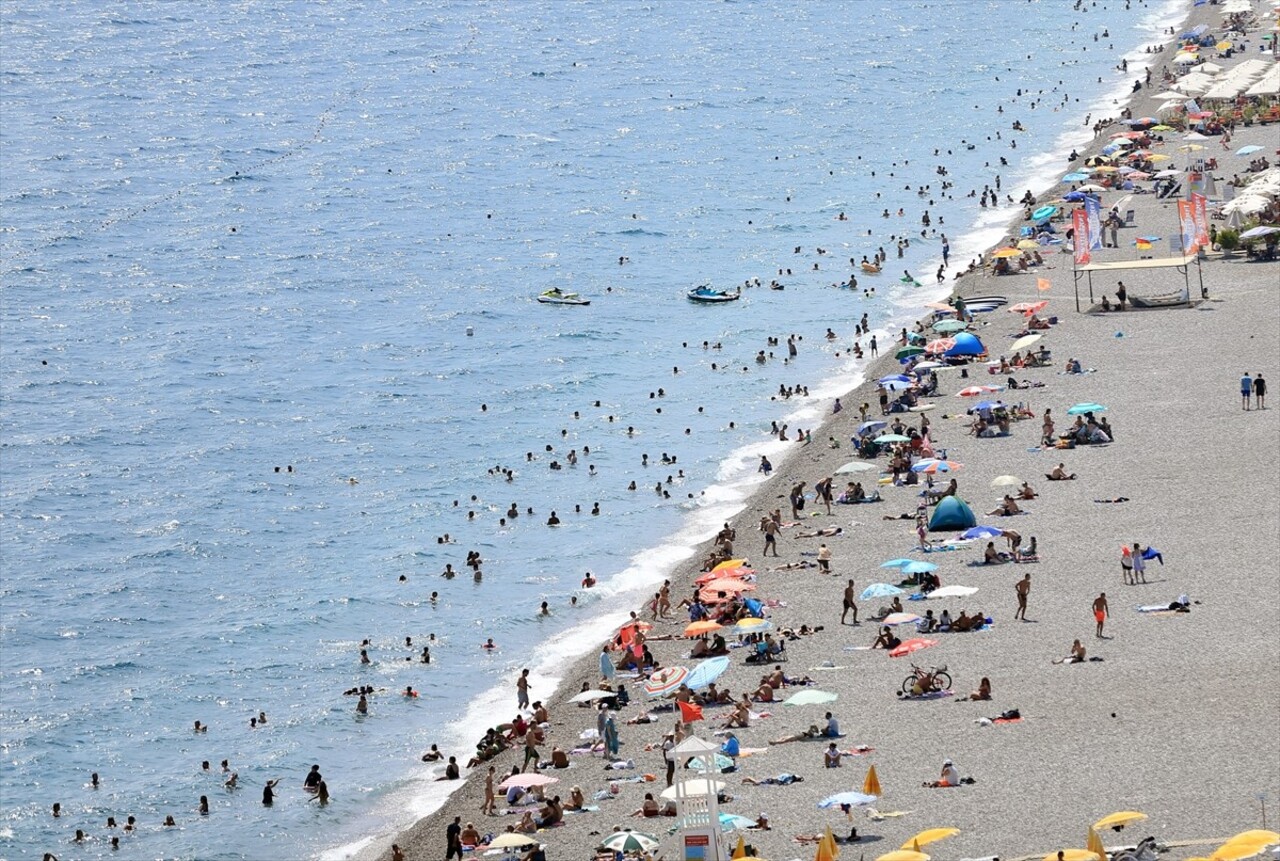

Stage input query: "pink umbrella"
[
  {"left": 499, "top": 773, "right": 560, "bottom": 790},
  {"left": 957, "top": 385, "right": 1001, "bottom": 397},
  {"left": 889, "top": 637, "right": 938, "bottom": 658},
  {"left": 644, "top": 665, "right": 691, "bottom": 698}
]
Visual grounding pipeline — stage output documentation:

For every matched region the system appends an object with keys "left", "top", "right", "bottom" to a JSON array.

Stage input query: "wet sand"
[{"left": 378, "top": 5, "right": 1280, "bottom": 858}]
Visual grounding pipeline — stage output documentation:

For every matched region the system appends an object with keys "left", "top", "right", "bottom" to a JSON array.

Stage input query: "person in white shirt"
[
  {"left": 823, "top": 712, "right": 841, "bottom": 737},
  {"left": 924, "top": 758, "right": 962, "bottom": 787}
]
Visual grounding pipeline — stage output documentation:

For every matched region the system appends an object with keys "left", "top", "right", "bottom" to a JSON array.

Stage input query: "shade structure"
[
  {"left": 684, "top": 620, "right": 724, "bottom": 638},
  {"left": 863, "top": 764, "right": 882, "bottom": 797},
  {"left": 990, "top": 475, "right": 1023, "bottom": 487},
  {"left": 944, "top": 331, "right": 985, "bottom": 357},
  {"left": 660, "top": 777, "right": 725, "bottom": 801},
  {"left": 926, "top": 585, "right": 978, "bottom": 599},
  {"left": 672, "top": 735, "right": 720, "bottom": 756},
  {"left": 711, "top": 558, "right": 747, "bottom": 573},
  {"left": 601, "top": 832, "right": 660, "bottom": 854},
  {"left": 1067, "top": 402, "right": 1106, "bottom": 415},
  {"left": 819, "top": 790, "right": 878, "bottom": 808},
  {"left": 882, "top": 612, "right": 921, "bottom": 626},
  {"left": 932, "top": 319, "right": 968, "bottom": 333},
  {"left": 490, "top": 832, "right": 541, "bottom": 849},
  {"left": 568, "top": 688, "right": 616, "bottom": 703},
  {"left": 685, "top": 655, "right": 731, "bottom": 691},
  {"left": 725, "top": 617, "right": 773, "bottom": 636},
  {"left": 861, "top": 583, "right": 905, "bottom": 600},
  {"left": 960, "top": 525, "right": 1003, "bottom": 539},
  {"left": 888, "top": 638, "right": 937, "bottom": 657},
  {"left": 1093, "top": 811, "right": 1149, "bottom": 830},
  {"left": 902, "top": 828, "right": 960, "bottom": 849},
  {"left": 644, "top": 665, "right": 690, "bottom": 698},
  {"left": 928, "top": 496, "right": 977, "bottom": 532},
  {"left": 783, "top": 689, "right": 839, "bottom": 706},
  {"left": 835, "top": 460, "right": 879, "bottom": 474},
  {"left": 911, "top": 459, "right": 962, "bottom": 474},
  {"left": 1011, "top": 333, "right": 1043, "bottom": 352},
  {"left": 499, "top": 772, "right": 559, "bottom": 790}
]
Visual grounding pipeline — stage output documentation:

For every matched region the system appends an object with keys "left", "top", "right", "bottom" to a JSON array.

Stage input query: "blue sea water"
[{"left": 0, "top": 1, "right": 1186, "bottom": 858}]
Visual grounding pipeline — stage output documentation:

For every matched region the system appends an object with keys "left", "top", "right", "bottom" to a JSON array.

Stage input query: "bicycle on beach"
[{"left": 901, "top": 664, "right": 952, "bottom": 695}]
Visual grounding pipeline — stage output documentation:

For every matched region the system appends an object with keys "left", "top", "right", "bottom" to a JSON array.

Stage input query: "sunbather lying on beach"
[
  {"left": 795, "top": 527, "right": 843, "bottom": 538},
  {"left": 769, "top": 725, "right": 823, "bottom": 745},
  {"left": 741, "top": 773, "right": 803, "bottom": 785}
]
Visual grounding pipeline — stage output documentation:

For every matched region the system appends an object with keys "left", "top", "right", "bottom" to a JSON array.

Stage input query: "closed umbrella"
[{"left": 863, "top": 764, "right": 882, "bottom": 797}]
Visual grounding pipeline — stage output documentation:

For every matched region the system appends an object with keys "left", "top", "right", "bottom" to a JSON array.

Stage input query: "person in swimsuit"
[{"left": 1093, "top": 593, "right": 1109, "bottom": 637}]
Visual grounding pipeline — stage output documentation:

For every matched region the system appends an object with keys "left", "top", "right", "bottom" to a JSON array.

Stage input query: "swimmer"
[{"left": 262, "top": 779, "right": 280, "bottom": 806}]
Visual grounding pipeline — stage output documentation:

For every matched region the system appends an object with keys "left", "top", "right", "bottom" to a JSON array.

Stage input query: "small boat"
[
  {"left": 537, "top": 289, "right": 590, "bottom": 306},
  {"left": 686, "top": 285, "right": 740, "bottom": 304}
]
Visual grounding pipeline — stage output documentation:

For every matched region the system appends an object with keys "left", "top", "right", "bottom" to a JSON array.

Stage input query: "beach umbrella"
[
  {"left": 889, "top": 638, "right": 937, "bottom": 658},
  {"left": 1092, "top": 810, "right": 1150, "bottom": 831},
  {"left": 1178, "top": 143, "right": 1206, "bottom": 152},
  {"left": 903, "top": 828, "right": 960, "bottom": 850},
  {"left": 881, "top": 379, "right": 916, "bottom": 391},
  {"left": 1076, "top": 183, "right": 1107, "bottom": 192},
  {"left": 902, "top": 561, "right": 938, "bottom": 575},
  {"left": 957, "top": 385, "right": 1001, "bottom": 397},
  {"left": 880, "top": 558, "right": 916, "bottom": 567},
  {"left": 701, "top": 578, "right": 755, "bottom": 595},
  {"left": 1009, "top": 301, "right": 1048, "bottom": 314},
  {"left": 1154, "top": 169, "right": 1180, "bottom": 178},
  {"left": 960, "top": 525, "right": 1003, "bottom": 539},
  {"left": 644, "top": 665, "right": 690, "bottom": 698},
  {"left": 1067, "top": 402, "right": 1106, "bottom": 415},
  {"left": 1011, "top": 333, "right": 1043, "bottom": 352},
  {"left": 601, "top": 832, "right": 660, "bottom": 854},
  {"left": 970, "top": 400, "right": 1005, "bottom": 412},
  {"left": 1017, "top": 239, "right": 1040, "bottom": 250},
  {"left": 873, "top": 434, "right": 912, "bottom": 444},
  {"left": 1062, "top": 172, "right": 1090, "bottom": 182},
  {"left": 1213, "top": 832, "right": 1280, "bottom": 860},
  {"left": 568, "top": 688, "right": 616, "bottom": 703},
  {"left": 927, "top": 585, "right": 978, "bottom": 599},
  {"left": 991, "top": 247, "right": 1022, "bottom": 258},
  {"left": 1236, "top": 145, "right": 1263, "bottom": 156},
  {"left": 726, "top": 618, "right": 773, "bottom": 636},
  {"left": 990, "top": 475, "right": 1023, "bottom": 487},
  {"left": 877, "top": 851, "right": 929, "bottom": 861},
  {"left": 684, "top": 620, "right": 723, "bottom": 638},
  {"left": 717, "top": 813, "right": 758, "bottom": 831},
  {"left": 783, "top": 689, "right": 838, "bottom": 707},
  {"left": 895, "top": 346, "right": 925, "bottom": 360},
  {"left": 1087, "top": 828, "right": 1108, "bottom": 860},
  {"left": 911, "top": 459, "right": 962, "bottom": 474},
  {"left": 945, "top": 332, "right": 985, "bottom": 357},
  {"left": 819, "top": 791, "right": 878, "bottom": 809},
  {"left": 863, "top": 764, "right": 882, "bottom": 797},
  {"left": 1240, "top": 226, "right": 1280, "bottom": 240},
  {"left": 711, "top": 558, "right": 747, "bottom": 573},
  {"left": 932, "top": 319, "right": 968, "bottom": 333},
  {"left": 908, "top": 404, "right": 937, "bottom": 413},
  {"left": 861, "top": 583, "right": 905, "bottom": 600},
  {"left": 835, "top": 460, "right": 878, "bottom": 474},
  {"left": 499, "top": 773, "right": 559, "bottom": 790},
  {"left": 1043, "top": 851, "right": 1102, "bottom": 861},
  {"left": 490, "top": 833, "right": 541, "bottom": 849},
  {"left": 882, "top": 612, "right": 921, "bottom": 626},
  {"left": 880, "top": 374, "right": 913, "bottom": 384},
  {"left": 1146, "top": 154, "right": 1171, "bottom": 163},
  {"left": 924, "top": 338, "right": 956, "bottom": 355},
  {"left": 855, "top": 420, "right": 888, "bottom": 437},
  {"left": 1032, "top": 205, "right": 1058, "bottom": 222},
  {"left": 685, "top": 655, "right": 731, "bottom": 691},
  {"left": 660, "top": 777, "right": 725, "bottom": 801}
]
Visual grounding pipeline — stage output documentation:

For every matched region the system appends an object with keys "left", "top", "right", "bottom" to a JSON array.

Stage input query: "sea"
[{"left": 0, "top": 1, "right": 1188, "bottom": 858}]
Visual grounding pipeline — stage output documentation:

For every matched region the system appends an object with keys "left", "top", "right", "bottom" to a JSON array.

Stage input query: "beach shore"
[{"left": 377, "top": 4, "right": 1280, "bottom": 858}]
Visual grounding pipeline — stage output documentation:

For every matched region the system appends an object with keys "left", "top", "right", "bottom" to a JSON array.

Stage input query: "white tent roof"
[
  {"left": 1244, "top": 63, "right": 1280, "bottom": 97},
  {"left": 1203, "top": 59, "right": 1272, "bottom": 100}
]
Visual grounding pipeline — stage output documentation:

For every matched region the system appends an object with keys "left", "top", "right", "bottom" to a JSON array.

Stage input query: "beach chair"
[{"left": 1123, "top": 208, "right": 1135, "bottom": 226}]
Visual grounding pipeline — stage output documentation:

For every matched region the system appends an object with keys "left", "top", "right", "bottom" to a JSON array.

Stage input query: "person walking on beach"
[
  {"left": 761, "top": 516, "right": 779, "bottom": 557},
  {"left": 870, "top": 336, "right": 879, "bottom": 358},
  {"left": 445, "top": 815, "right": 463, "bottom": 860},
  {"left": 1093, "top": 593, "right": 1110, "bottom": 638},
  {"left": 482, "top": 766, "right": 496, "bottom": 815},
  {"left": 842, "top": 579, "right": 859, "bottom": 625},
  {"left": 517, "top": 669, "right": 530, "bottom": 709},
  {"left": 1014, "top": 573, "right": 1031, "bottom": 620},
  {"left": 1255, "top": 373, "right": 1267, "bottom": 409},
  {"left": 1242, "top": 372, "right": 1254, "bottom": 410}
]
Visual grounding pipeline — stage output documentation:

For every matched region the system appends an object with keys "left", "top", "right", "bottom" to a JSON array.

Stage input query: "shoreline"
[{"left": 360, "top": 1, "right": 1280, "bottom": 857}]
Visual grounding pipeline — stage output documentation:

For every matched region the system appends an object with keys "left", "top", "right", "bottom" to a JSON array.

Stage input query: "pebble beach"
[{"left": 379, "top": 4, "right": 1280, "bottom": 859}]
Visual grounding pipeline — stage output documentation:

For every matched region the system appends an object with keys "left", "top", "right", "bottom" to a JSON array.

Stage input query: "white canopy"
[
  {"left": 1244, "top": 63, "right": 1280, "bottom": 97},
  {"left": 1203, "top": 59, "right": 1272, "bottom": 100}
]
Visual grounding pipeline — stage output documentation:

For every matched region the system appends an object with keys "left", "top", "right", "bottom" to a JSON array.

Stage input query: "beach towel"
[
  {"left": 899, "top": 689, "right": 953, "bottom": 701},
  {"left": 840, "top": 745, "right": 875, "bottom": 756}
]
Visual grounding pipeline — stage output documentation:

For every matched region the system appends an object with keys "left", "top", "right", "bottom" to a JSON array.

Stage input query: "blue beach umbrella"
[
  {"left": 901, "top": 561, "right": 938, "bottom": 575},
  {"left": 1062, "top": 172, "right": 1090, "bottom": 182},
  {"left": 1067, "top": 402, "right": 1106, "bottom": 415},
  {"left": 855, "top": 420, "right": 887, "bottom": 437},
  {"left": 880, "top": 380, "right": 914, "bottom": 392},
  {"left": 880, "top": 374, "right": 913, "bottom": 384},
  {"left": 960, "top": 525, "right": 1004, "bottom": 540},
  {"left": 910, "top": 458, "right": 960, "bottom": 473},
  {"left": 684, "top": 656, "right": 731, "bottom": 691},
  {"left": 873, "top": 434, "right": 912, "bottom": 444},
  {"left": 970, "top": 400, "right": 1005, "bottom": 411},
  {"left": 861, "top": 583, "right": 905, "bottom": 601},
  {"left": 1032, "top": 205, "right": 1059, "bottom": 222},
  {"left": 1236, "top": 145, "right": 1263, "bottom": 156},
  {"left": 879, "top": 559, "right": 916, "bottom": 568}
]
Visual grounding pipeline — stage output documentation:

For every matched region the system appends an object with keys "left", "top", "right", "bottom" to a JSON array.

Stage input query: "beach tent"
[
  {"left": 944, "top": 332, "right": 986, "bottom": 357},
  {"left": 928, "top": 496, "right": 977, "bottom": 532}
]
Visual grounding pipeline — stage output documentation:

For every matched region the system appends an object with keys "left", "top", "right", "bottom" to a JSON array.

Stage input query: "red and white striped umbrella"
[{"left": 644, "top": 665, "right": 690, "bottom": 698}]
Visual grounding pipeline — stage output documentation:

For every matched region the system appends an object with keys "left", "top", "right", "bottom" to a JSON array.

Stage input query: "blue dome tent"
[
  {"left": 944, "top": 331, "right": 985, "bottom": 357},
  {"left": 928, "top": 496, "right": 978, "bottom": 532}
]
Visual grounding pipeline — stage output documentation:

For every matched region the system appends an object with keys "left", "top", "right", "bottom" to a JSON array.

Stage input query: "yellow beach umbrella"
[
  {"left": 733, "top": 834, "right": 748, "bottom": 859},
  {"left": 902, "top": 827, "right": 960, "bottom": 850},
  {"left": 1087, "top": 828, "right": 1108, "bottom": 860},
  {"left": 1150, "top": 124, "right": 1173, "bottom": 131},
  {"left": 992, "top": 247, "right": 1022, "bottom": 258},
  {"left": 863, "top": 765, "right": 881, "bottom": 797},
  {"left": 1211, "top": 843, "right": 1269, "bottom": 861},
  {"left": 1093, "top": 811, "right": 1148, "bottom": 831},
  {"left": 1017, "top": 239, "right": 1040, "bottom": 249},
  {"left": 1179, "top": 144, "right": 1206, "bottom": 152},
  {"left": 1042, "top": 851, "right": 1102, "bottom": 861},
  {"left": 815, "top": 837, "right": 838, "bottom": 861},
  {"left": 711, "top": 558, "right": 747, "bottom": 573},
  {"left": 1223, "top": 831, "right": 1280, "bottom": 845},
  {"left": 1216, "top": 41, "right": 1233, "bottom": 51},
  {"left": 878, "top": 852, "right": 930, "bottom": 861},
  {"left": 1147, "top": 154, "right": 1172, "bottom": 162},
  {"left": 822, "top": 825, "right": 841, "bottom": 860}
]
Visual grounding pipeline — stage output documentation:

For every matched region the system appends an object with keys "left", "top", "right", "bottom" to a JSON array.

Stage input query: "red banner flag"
[
  {"left": 1177, "top": 200, "right": 1197, "bottom": 254},
  {"left": 1072, "top": 209, "right": 1091, "bottom": 265},
  {"left": 678, "top": 701, "right": 703, "bottom": 723},
  {"left": 1191, "top": 191, "right": 1209, "bottom": 251}
]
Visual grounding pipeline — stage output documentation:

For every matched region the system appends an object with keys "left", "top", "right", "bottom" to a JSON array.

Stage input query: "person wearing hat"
[
  {"left": 753, "top": 812, "right": 771, "bottom": 830},
  {"left": 924, "top": 758, "right": 961, "bottom": 787}
]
